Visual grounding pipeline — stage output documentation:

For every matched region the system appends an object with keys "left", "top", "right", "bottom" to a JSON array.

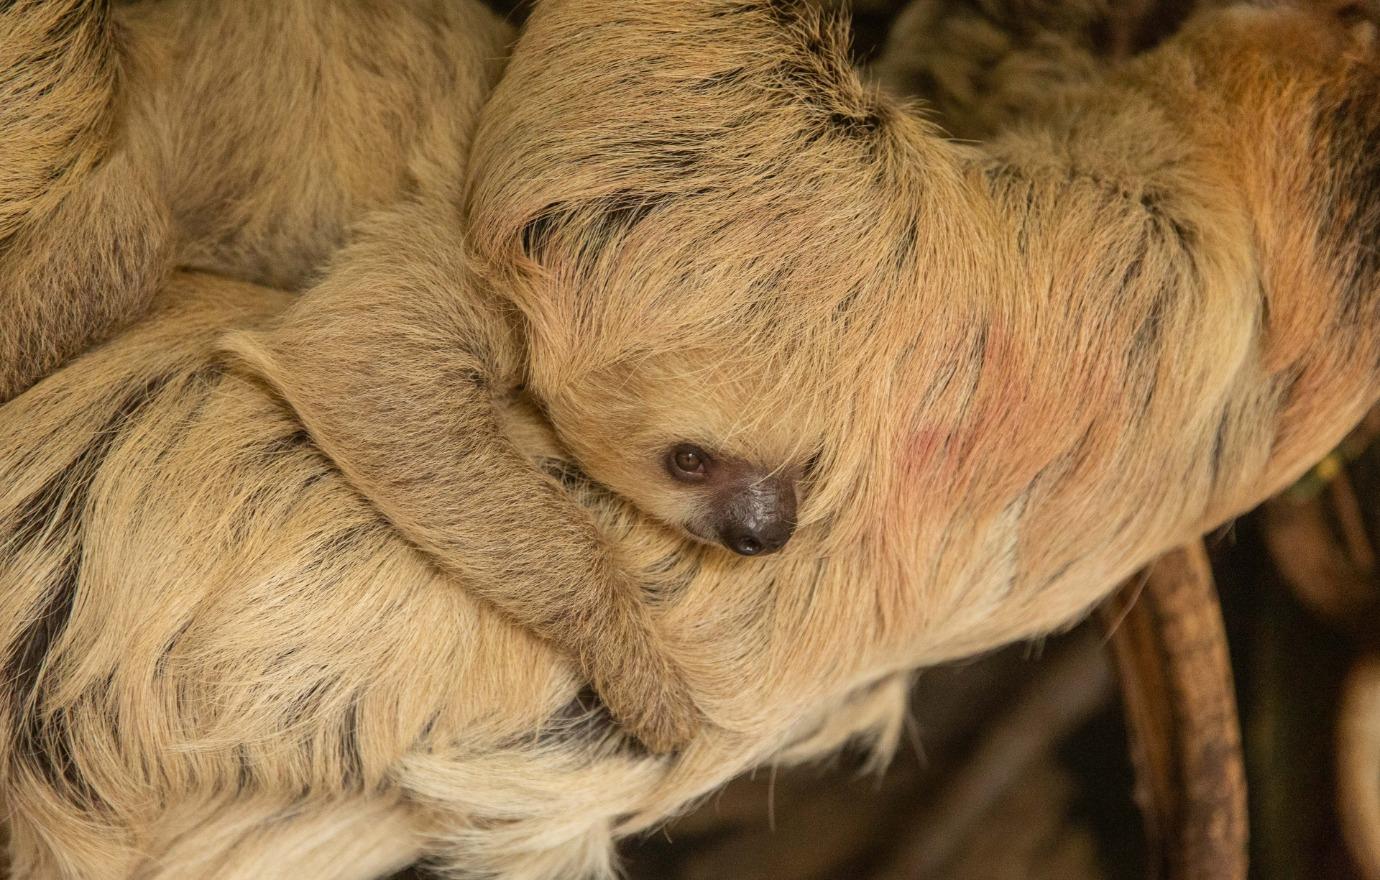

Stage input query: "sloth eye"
[{"left": 667, "top": 444, "right": 710, "bottom": 481}]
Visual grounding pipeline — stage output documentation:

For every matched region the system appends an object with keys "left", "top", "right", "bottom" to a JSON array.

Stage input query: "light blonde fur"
[
  {"left": 0, "top": 0, "right": 513, "bottom": 401},
  {"left": 2, "top": 0, "right": 1379, "bottom": 877},
  {"left": 2, "top": 0, "right": 708, "bottom": 752}
]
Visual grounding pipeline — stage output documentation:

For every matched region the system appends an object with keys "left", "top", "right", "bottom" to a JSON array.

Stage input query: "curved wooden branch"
[{"left": 1101, "top": 543, "right": 1248, "bottom": 880}]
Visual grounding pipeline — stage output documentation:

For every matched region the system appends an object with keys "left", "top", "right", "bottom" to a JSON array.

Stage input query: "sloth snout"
[{"left": 716, "top": 475, "right": 797, "bottom": 556}]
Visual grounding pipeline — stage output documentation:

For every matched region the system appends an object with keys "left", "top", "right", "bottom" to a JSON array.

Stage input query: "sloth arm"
[
  {"left": 223, "top": 203, "right": 699, "bottom": 753},
  {"left": 961, "top": 5, "right": 1380, "bottom": 568}
]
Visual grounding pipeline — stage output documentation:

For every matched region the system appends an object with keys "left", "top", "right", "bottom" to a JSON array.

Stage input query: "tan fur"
[
  {"left": 465, "top": 0, "right": 1380, "bottom": 666},
  {"left": 1, "top": 0, "right": 706, "bottom": 752},
  {"left": 221, "top": 203, "right": 703, "bottom": 753},
  {"left": 2, "top": 0, "right": 1380, "bottom": 877},
  {"left": 0, "top": 0, "right": 116, "bottom": 242},
  {"left": 0, "top": 0, "right": 168, "bottom": 404},
  {"left": 0, "top": 0, "right": 512, "bottom": 401},
  {"left": 0, "top": 273, "right": 909, "bottom": 877}
]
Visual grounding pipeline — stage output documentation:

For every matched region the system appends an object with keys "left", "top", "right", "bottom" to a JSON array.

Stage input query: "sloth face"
[
  {"left": 537, "top": 350, "right": 819, "bottom": 558},
  {"left": 661, "top": 441, "right": 797, "bottom": 556}
]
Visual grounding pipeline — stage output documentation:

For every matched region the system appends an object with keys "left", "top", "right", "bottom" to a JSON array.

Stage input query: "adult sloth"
[
  {"left": 2, "top": 0, "right": 1380, "bottom": 877},
  {"left": 0, "top": 273, "right": 907, "bottom": 878}
]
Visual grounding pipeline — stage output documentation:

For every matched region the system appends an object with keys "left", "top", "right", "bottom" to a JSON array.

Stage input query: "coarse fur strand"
[{"left": 1, "top": 0, "right": 1379, "bottom": 877}]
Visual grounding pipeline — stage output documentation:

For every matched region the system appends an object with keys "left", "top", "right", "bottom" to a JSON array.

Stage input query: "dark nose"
[{"left": 717, "top": 475, "right": 797, "bottom": 557}]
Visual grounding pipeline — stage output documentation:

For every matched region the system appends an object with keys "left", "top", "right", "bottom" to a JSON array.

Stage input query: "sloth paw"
[{"left": 591, "top": 639, "right": 705, "bottom": 754}]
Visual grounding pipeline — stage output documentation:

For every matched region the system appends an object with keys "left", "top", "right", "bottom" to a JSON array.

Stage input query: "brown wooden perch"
[{"left": 1102, "top": 544, "right": 1249, "bottom": 880}]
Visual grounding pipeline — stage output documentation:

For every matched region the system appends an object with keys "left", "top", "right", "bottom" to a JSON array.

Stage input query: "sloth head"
[
  {"left": 481, "top": 192, "right": 922, "bottom": 560},
  {"left": 531, "top": 344, "right": 818, "bottom": 557},
  {"left": 465, "top": 1, "right": 943, "bottom": 558},
  {"left": 658, "top": 443, "right": 797, "bottom": 557}
]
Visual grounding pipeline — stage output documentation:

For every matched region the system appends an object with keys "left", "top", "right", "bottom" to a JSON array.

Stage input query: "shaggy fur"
[
  {"left": 0, "top": 274, "right": 913, "bottom": 877},
  {"left": 2, "top": 0, "right": 1379, "bottom": 876},
  {"left": 0, "top": 0, "right": 511, "bottom": 401},
  {"left": 0, "top": 0, "right": 707, "bottom": 752},
  {"left": 0, "top": 0, "right": 168, "bottom": 406},
  {"left": 464, "top": 0, "right": 1380, "bottom": 665},
  {"left": 222, "top": 207, "right": 703, "bottom": 753}
]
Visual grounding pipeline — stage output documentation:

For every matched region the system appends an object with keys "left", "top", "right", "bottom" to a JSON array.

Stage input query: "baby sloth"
[
  {"left": 225, "top": 223, "right": 809, "bottom": 752},
  {"left": 0, "top": 0, "right": 807, "bottom": 752},
  {"left": 225, "top": 184, "right": 808, "bottom": 756},
  {"left": 664, "top": 444, "right": 796, "bottom": 556}
]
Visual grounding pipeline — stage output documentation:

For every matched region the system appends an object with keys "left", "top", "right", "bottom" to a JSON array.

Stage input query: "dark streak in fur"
[
  {"left": 226, "top": 484, "right": 278, "bottom": 543},
  {"left": 588, "top": 191, "right": 675, "bottom": 245},
  {"left": 518, "top": 212, "right": 555, "bottom": 259},
  {"left": 688, "top": 66, "right": 748, "bottom": 95},
  {"left": 728, "top": 0, "right": 884, "bottom": 149},
  {"left": 537, "top": 457, "right": 596, "bottom": 495},
  {"left": 829, "top": 108, "right": 882, "bottom": 137},
  {"left": 10, "top": 559, "right": 82, "bottom": 787},
  {"left": 5, "top": 461, "right": 77, "bottom": 555},
  {"left": 1129, "top": 288, "right": 1159, "bottom": 365},
  {"left": 41, "top": 0, "right": 98, "bottom": 44},
  {"left": 1257, "top": 277, "right": 1271, "bottom": 336},
  {"left": 1039, "top": 558, "right": 1078, "bottom": 594},
  {"left": 755, "top": 0, "right": 814, "bottom": 30},
  {"left": 4, "top": 372, "right": 173, "bottom": 802},
  {"left": 319, "top": 523, "right": 382, "bottom": 558},
  {"left": 1321, "top": 77, "right": 1380, "bottom": 326},
  {"left": 340, "top": 697, "right": 365, "bottom": 790},
  {"left": 153, "top": 620, "right": 192, "bottom": 679},
  {"left": 1165, "top": 213, "right": 1195, "bottom": 253},
  {"left": 641, "top": 552, "right": 701, "bottom": 607},
  {"left": 222, "top": 425, "right": 348, "bottom": 542},
  {"left": 891, "top": 215, "right": 919, "bottom": 272},
  {"left": 533, "top": 686, "right": 645, "bottom": 757},
  {"left": 1274, "top": 365, "right": 1306, "bottom": 420},
  {"left": 235, "top": 744, "right": 255, "bottom": 793},
  {"left": 970, "top": 321, "right": 989, "bottom": 375},
  {"left": 1209, "top": 407, "right": 1232, "bottom": 490},
  {"left": 519, "top": 190, "right": 676, "bottom": 265},
  {"left": 1127, "top": 209, "right": 1167, "bottom": 421},
  {"left": 832, "top": 285, "right": 863, "bottom": 323},
  {"left": 258, "top": 428, "right": 312, "bottom": 461}
]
